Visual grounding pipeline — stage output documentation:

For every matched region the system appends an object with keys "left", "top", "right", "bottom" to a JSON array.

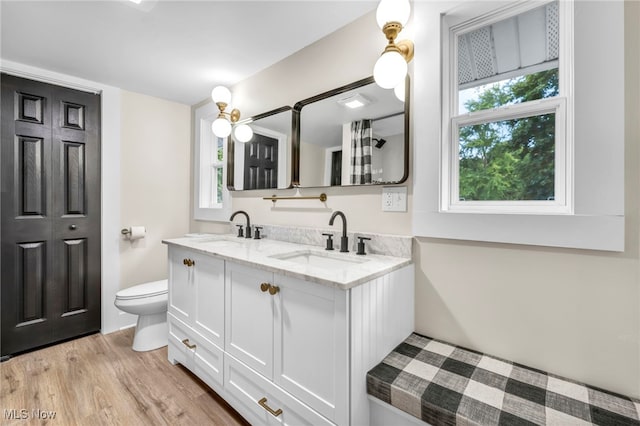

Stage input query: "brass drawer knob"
[
  {"left": 258, "top": 397, "right": 283, "bottom": 417},
  {"left": 183, "top": 258, "right": 195, "bottom": 267},
  {"left": 260, "top": 282, "right": 270, "bottom": 292},
  {"left": 181, "top": 338, "right": 196, "bottom": 350},
  {"left": 268, "top": 285, "right": 280, "bottom": 295}
]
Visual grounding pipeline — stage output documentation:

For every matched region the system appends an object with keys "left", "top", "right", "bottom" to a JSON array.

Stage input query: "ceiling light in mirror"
[{"left": 338, "top": 93, "right": 371, "bottom": 109}]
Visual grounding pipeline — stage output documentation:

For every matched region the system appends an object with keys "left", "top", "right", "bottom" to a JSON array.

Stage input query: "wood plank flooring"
[{"left": 0, "top": 329, "right": 250, "bottom": 425}]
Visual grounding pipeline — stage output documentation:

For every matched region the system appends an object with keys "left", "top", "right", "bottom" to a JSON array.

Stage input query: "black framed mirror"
[
  {"left": 227, "top": 106, "right": 293, "bottom": 191},
  {"left": 293, "top": 76, "right": 409, "bottom": 188}
]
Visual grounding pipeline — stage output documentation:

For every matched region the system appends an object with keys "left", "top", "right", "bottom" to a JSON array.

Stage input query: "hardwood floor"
[{"left": 0, "top": 329, "right": 250, "bottom": 425}]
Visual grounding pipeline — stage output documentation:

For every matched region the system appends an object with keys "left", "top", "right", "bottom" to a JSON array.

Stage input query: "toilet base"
[{"left": 132, "top": 312, "right": 168, "bottom": 352}]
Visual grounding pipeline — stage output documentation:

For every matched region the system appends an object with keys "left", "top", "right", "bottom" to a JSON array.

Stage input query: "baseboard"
[{"left": 115, "top": 311, "right": 137, "bottom": 332}]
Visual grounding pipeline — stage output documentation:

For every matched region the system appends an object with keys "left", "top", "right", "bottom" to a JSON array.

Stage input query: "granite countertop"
[{"left": 162, "top": 234, "right": 412, "bottom": 290}]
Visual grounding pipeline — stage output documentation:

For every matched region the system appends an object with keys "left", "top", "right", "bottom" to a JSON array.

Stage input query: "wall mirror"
[
  {"left": 227, "top": 106, "right": 293, "bottom": 190},
  {"left": 294, "top": 76, "right": 409, "bottom": 188}
]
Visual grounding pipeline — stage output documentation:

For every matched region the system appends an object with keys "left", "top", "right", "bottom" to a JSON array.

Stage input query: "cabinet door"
[
  {"left": 192, "top": 253, "right": 225, "bottom": 349},
  {"left": 225, "top": 262, "right": 275, "bottom": 379},
  {"left": 168, "top": 246, "right": 195, "bottom": 324},
  {"left": 274, "top": 275, "right": 348, "bottom": 425}
]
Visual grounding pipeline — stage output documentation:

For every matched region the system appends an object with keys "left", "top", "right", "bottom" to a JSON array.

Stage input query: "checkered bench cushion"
[{"left": 367, "top": 333, "right": 640, "bottom": 425}]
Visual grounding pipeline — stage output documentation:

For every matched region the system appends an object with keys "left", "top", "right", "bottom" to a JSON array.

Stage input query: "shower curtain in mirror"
[{"left": 350, "top": 119, "right": 373, "bottom": 184}]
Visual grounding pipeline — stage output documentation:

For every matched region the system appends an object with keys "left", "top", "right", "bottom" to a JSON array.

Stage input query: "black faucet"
[
  {"left": 230, "top": 210, "right": 252, "bottom": 238},
  {"left": 329, "top": 211, "right": 349, "bottom": 253}
]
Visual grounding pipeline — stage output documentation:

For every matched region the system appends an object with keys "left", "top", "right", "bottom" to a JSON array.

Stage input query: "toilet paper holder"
[{"left": 121, "top": 226, "right": 146, "bottom": 240}]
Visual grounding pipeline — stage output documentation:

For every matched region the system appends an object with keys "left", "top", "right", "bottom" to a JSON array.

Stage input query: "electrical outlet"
[{"left": 382, "top": 186, "right": 407, "bottom": 212}]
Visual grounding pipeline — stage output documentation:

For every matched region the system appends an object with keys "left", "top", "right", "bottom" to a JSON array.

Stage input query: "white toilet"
[{"left": 114, "top": 279, "right": 168, "bottom": 352}]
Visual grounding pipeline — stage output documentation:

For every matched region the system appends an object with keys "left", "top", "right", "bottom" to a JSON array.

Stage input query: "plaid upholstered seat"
[{"left": 367, "top": 333, "right": 640, "bottom": 425}]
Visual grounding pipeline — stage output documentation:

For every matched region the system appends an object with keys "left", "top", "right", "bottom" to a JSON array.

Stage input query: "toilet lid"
[{"left": 116, "top": 279, "right": 168, "bottom": 300}]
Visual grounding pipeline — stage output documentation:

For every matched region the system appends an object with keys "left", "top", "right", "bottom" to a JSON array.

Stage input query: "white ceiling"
[{"left": 0, "top": 1, "right": 377, "bottom": 105}]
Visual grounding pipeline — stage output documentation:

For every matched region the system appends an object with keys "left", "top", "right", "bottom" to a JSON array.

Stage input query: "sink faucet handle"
[
  {"left": 254, "top": 226, "right": 263, "bottom": 240},
  {"left": 236, "top": 224, "right": 244, "bottom": 238},
  {"left": 356, "top": 236, "right": 371, "bottom": 255},
  {"left": 322, "top": 233, "right": 334, "bottom": 251}
]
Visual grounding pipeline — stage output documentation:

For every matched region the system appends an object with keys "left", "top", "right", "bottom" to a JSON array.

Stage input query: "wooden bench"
[{"left": 367, "top": 333, "right": 640, "bottom": 425}]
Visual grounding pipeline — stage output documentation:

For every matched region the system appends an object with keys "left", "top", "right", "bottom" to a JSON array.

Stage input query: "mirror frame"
[
  {"left": 292, "top": 75, "right": 410, "bottom": 188},
  {"left": 226, "top": 105, "right": 294, "bottom": 191}
]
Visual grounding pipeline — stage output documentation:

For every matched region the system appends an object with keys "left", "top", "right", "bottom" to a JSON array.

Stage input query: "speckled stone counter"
[{"left": 163, "top": 233, "right": 412, "bottom": 290}]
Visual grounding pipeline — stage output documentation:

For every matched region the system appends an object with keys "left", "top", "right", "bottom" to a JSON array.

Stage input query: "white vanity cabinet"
[
  {"left": 167, "top": 246, "right": 225, "bottom": 391},
  {"left": 224, "top": 262, "right": 348, "bottom": 425},
  {"left": 164, "top": 241, "right": 414, "bottom": 426}
]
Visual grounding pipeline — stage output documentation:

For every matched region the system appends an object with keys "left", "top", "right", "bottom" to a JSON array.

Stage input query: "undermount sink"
[
  {"left": 270, "top": 250, "right": 368, "bottom": 269},
  {"left": 192, "top": 236, "right": 245, "bottom": 246}
]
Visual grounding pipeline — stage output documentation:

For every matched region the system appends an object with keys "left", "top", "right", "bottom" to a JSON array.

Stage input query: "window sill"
[{"left": 413, "top": 210, "right": 624, "bottom": 252}]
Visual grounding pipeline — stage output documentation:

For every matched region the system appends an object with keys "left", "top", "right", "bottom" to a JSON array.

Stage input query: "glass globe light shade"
[
  {"left": 394, "top": 79, "right": 406, "bottom": 102},
  {"left": 234, "top": 123, "right": 253, "bottom": 143},
  {"left": 374, "top": 51, "right": 408, "bottom": 89},
  {"left": 212, "top": 117, "right": 232, "bottom": 138},
  {"left": 211, "top": 86, "right": 232, "bottom": 104},
  {"left": 376, "top": 0, "right": 411, "bottom": 29}
]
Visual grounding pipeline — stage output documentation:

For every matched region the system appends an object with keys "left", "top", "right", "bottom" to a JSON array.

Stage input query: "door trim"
[{"left": 1, "top": 60, "right": 122, "bottom": 334}]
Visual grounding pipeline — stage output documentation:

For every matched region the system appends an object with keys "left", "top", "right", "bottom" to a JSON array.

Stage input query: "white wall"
[
  {"left": 300, "top": 141, "right": 327, "bottom": 187},
  {"left": 119, "top": 91, "right": 191, "bottom": 289},
  {"left": 190, "top": 3, "right": 640, "bottom": 398},
  {"left": 380, "top": 133, "right": 403, "bottom": 182}
]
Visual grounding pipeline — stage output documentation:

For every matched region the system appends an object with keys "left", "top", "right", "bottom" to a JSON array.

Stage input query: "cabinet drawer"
[
  {"left": 224, "top": 354, "right": 335, "bottom": 426},
  {"left": 169, "top": 314, "right": 224, "bottom": 392},
  {"left": 193, "top": 334, "right": 224, "bottom": 393},
  {"left": 168, "top": 313, "right": 195, "bottom": 369}
]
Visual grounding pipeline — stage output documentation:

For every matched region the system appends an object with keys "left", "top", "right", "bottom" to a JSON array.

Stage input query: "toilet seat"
[{"left": 116, "top": 279, "right": 168, "bottom": 301}]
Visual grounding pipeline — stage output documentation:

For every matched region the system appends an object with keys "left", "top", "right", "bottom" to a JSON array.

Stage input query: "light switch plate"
[{"left": 382, "top": 186, "right": 407, "bottom": 212}]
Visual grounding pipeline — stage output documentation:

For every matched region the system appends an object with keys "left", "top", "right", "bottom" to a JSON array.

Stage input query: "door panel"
[
  {"left": 62, "top": 141, "right": 86, "bottom": 215},
  {"left": 63, "top": 238, "right": 87, "bottom": 314},
  {"left": 17, "top": 136, "right": 46, "bottom": 215},
  {"left": 1, "top": 73, "right": 101, "bottom": 356},
  {"left": 16, "top": 241, "right": 47, "bottom": 325}
]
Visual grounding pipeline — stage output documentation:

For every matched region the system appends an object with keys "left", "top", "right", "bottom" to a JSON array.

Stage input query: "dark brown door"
[
  {"left": 244, "top": 133, "right": 278, "bottom": 190},
  {"left": 1, "top": 74, "right": 101, "bottom": 357},
  {"left": 331, "top": 150, "right": 342, "bottom": 186}
]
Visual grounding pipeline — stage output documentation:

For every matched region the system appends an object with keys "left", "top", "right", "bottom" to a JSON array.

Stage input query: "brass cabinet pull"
[
  {"left": 183, "top": 258, "right": 195, "bottom": 267},
  {"left": 181, "top": 338, "right": 196, "bottom": 349},
  {"left": 258, "top": 397, "right": 283, "bottom": 417},
  {"left": 259, "top": 283, "right": 280, "bottom": 295}
]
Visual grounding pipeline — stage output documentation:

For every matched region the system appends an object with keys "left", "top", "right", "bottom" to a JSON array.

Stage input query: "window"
[
  {"left": 442, "top": 1, "right": 570, "bottom": 214},
  {"left": 205, "top": 136, "right": 225, "bottom": 207},
  {"left": 194, "top": 102, "right": 231, "bottom": 221},
  {"left": 412, "top": 0, "right": 625, "bottom": 251}
]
